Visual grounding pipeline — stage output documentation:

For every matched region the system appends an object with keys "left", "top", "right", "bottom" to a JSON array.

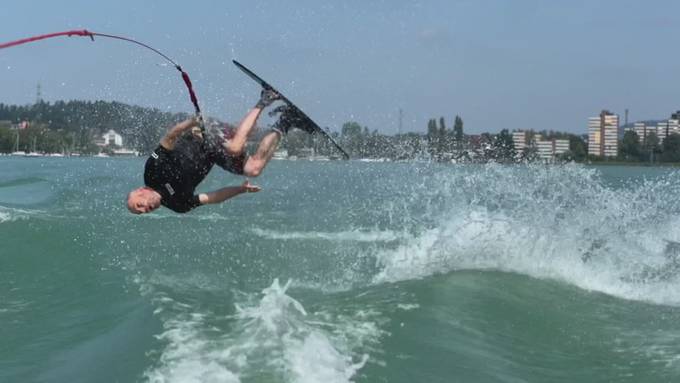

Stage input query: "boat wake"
[{"left": 142, "top": 279, "right": 381, "bottom": 383}]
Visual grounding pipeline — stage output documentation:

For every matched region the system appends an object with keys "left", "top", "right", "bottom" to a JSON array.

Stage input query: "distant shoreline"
[
  {"left": 2, "top": 154, "right": 679, "bottom": 168},
  {"left": 585, "top": 161, "right": 680, "bottom": 168}
]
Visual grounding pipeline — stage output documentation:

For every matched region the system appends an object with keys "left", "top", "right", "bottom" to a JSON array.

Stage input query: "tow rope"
[{"left": 0, "top": 29, "right": 203, "bottom": 129}]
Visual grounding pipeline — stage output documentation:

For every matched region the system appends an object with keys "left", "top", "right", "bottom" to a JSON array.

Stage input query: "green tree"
[
  {"left": 0, "top": 126, "right": 13, "bottom": 153},
  {"left": 568, "top": 134, "right": 587, "bottom": 162},
  {"left": 619, "top": 130, "right": 640, "bottom": 161},
  {"left": 642, "top": 132, "right": 660, "bottom": 162},
  {"left": 453, "top": 115, "right": 464, "bottom": 150},
  {"left": 438, "top": 117, "right": 447, "bottom": 160},
  {"left": 282, "top": 130, "right": 307, "bottom": 156},
  {"left": 361, "top": 126, "right": 370, "bottom": 157},
  {"left": 493, "top": 129, "right": 515, "bottom": 161},
  {"left": 0, "top": 100, "right": 187, "bottom": 153},
  {"left": 661, "top": 133, "right": 680, "bottom": 162},
  {"left": 427, "top": 119, "right": 438, "bottom": 159},
  {"left": 341, "top": 121, "right": 363, "bottom": 158}
]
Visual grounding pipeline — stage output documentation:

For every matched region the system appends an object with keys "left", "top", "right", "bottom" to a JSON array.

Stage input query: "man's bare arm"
[
  {"left": 198, "top": 180, "right": 261, "bottom": 205},
  {"left": 160, "top": 117, "right": 200, "bottom": 150}
]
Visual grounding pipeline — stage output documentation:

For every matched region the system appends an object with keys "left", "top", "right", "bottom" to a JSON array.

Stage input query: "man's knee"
[
  {"left": 243, "top": 161, "right": 262, "bottom": 177},
  {"left": 224, "top": 142, "right": 244, "bottom": 157}
]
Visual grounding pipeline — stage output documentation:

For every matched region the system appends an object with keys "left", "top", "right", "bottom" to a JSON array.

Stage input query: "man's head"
[{"left": 127, "top": 187, "right": 162, "bottom": 214}]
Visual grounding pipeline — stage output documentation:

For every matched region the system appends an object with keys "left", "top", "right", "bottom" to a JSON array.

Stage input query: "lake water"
[{"left": 2, "top": 157, "right": 680, "bottom": 382}]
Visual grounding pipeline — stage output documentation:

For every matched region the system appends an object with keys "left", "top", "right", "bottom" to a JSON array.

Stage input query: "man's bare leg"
[
  {"left": 223, "top": 107, "right": 263, "bottom": 156},
  {"left": 225, "top": 90, "right": 281, "bottom": 156},
  {"left": 243, "top": 131, "right": 281, "bottom": 177}
]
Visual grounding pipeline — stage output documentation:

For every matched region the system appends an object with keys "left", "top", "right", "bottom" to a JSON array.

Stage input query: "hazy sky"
[{"left": 1, "top": 0, "right": 679, "bottom": 134}]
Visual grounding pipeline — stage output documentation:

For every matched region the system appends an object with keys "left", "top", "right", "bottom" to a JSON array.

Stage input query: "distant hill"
[{"left": 0, "top": 100, "right": 193, "bottom": 152}]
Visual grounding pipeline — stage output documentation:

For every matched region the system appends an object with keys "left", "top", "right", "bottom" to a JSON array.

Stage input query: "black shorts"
[{"left": 208, "top": 136, "right": 247, "bottom": 175}]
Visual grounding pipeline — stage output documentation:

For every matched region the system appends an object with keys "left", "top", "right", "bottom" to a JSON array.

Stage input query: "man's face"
[{"left": 127, "top": 187, "right": 161, "bottom": 214}]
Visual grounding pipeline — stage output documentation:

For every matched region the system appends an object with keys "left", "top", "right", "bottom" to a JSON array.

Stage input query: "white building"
[
  {"left": 588, "top": 110, "right": 618, "bottom": 157},
  {"left": 100, "top": 129, "right": 123, "bottom": 147},
  {"left": 633, "top": 122, "right": 652, "bottom": 143},
  {"left": 512, "top": 131, "right": 528, "bottom": 151},
  {"left": 536, "top": 138, "right": 569, "bottom": 161},
  {"left": 657, "top": 121, "right": 668, "bottom": 143},
  {"left": 536, "top": 139, "right": 553, "bottom": 160},
  {"left": 554, "top": 139, "right": 569, "bottom": 155},
  {"left": 656, "top": 119, "right": 680, "bottom": 143}
]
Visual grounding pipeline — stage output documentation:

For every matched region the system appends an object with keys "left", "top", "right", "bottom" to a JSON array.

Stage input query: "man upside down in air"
[{"left": 126, "top": 89, "right": 311, "bottom": 214}]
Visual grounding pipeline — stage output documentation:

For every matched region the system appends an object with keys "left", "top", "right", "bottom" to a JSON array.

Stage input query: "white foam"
[
  {"left": 233, "top": 279, "right": 376, "bottom": 382},
  {"left": 0, "top": 299, "right": 31, "bottom": 315},
  {"left": 0, "top": 211, "right": 12, "bottom": 223},
  {"left": 145, "top": 315, "right": 241, "bottom": 383},
  {"left": 397, "top": 303, "right": 420, "bottom": 311},
  {"left": 372, "top": 164, "right": 680, "bottom": 306},
  {"left": 284, "top": 332, "right": 369, "bottom": 383},
  {"left": 141, "top": 212, "right": 230, "bottom": 221},
  {"left": 143, "top": 279, "right": 381, "bottom": 382},
  {"left": 251, "top": 227, "right": 399, "bottom": 242},
  {"left": 0, "top": 206, "right": 38, "bottom": 223}
]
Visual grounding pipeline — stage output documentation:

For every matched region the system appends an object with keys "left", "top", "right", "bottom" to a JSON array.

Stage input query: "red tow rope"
[{"left": 0, "top": 29, "right": 203, "bottom": 127}]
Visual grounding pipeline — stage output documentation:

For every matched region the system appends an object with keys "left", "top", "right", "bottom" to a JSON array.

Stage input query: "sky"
[{"left": 1, "top": 0, "right": 680, "bottom": 135}]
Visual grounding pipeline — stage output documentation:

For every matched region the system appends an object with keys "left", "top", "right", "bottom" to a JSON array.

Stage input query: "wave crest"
[{"left": 374, "top": 164, "right": 680, "bottom": 305}]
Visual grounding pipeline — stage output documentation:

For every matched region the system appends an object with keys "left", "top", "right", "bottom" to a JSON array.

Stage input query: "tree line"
[
  {"left": 619, "top": 130, "right": 680, "bottom": 163},
  {"left": 280, "top": 121, "right": 428, "bottom": 160},
  {"left": 280, "top": 116, "right": 466, "bottom": 160},
  {"left": 425, "top": 116, "right": 464, "bottom": 161},
  {"left": 0, "top": 101, "right": 588, "bottom": 162},
  {"left": 5, "top": 100, "right": 680, "bottom": 164},
  {"left": 0, "top": 100, "right": 186, "bottom": 154}
]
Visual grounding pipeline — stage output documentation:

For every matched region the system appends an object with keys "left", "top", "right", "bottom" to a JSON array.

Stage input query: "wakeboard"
[{"left": 232, "top": 60, "right": 349, "bottom": 160}]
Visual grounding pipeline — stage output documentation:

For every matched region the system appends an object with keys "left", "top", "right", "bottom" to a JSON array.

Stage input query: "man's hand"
[
  {"left": 241, "top": 179, "right": 261, "bottom": 193},
  {"left": 179, "top": 116, "right": 201, "bottom": 130},
  {"left": 161, "top": 116, "right": 201, "bottom": 150},
  {"left": 191, "top": 126, "right": 204, "bottom": 141}
]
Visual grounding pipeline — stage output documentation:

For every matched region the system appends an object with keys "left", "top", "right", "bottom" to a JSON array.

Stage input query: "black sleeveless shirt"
[{"left": 143, "top": 136, "right": 212, "bottom": 213}]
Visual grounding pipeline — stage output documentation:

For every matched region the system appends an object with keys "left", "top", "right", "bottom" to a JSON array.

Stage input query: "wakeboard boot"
[{"left": 270, "top": 104, "right": 315, "bottom": 135}]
